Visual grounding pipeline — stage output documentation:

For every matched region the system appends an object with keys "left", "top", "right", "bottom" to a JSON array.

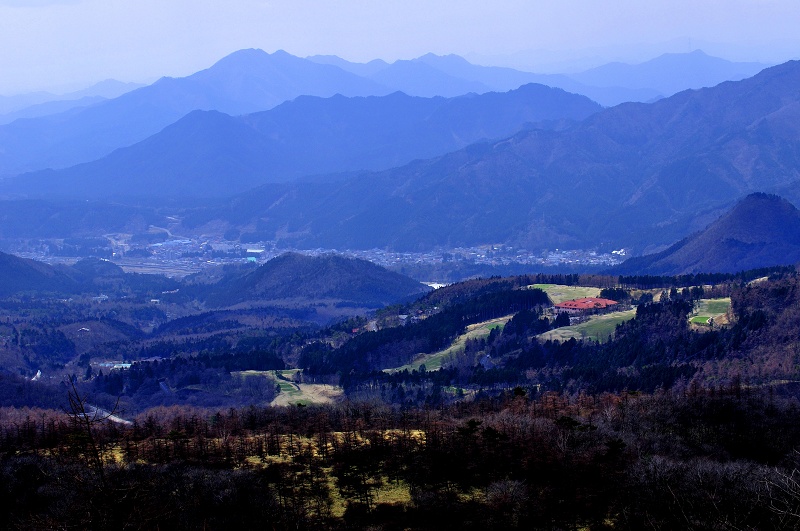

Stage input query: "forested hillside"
[
  {"left": 2, "top": 266, "right": 800, "bottom": 528},
  {"left": 3, "top": 375, "right": 800, "bottom": 528}
]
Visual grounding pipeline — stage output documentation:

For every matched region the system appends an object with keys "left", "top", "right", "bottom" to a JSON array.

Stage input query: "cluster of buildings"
[
  {"left": 7, "top": 235, "right": 625, "bottom": 278},
  {"left": 554, "top": 297, "right": 619, "bottom": 315},
  {"left": 342, "top": 245, "right": 624, "bottom": 269}
]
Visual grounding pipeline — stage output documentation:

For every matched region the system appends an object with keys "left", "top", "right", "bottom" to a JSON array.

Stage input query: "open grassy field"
[
  {"left": 538, "top": 309, "right": 636, "bottom": 343},
  {"left": 690, "top": 298, "right": 731, "bottom": 327},
  {"left": 531, "top": 284, "right": 601, "bottom": 304},
  {"left": 386, "top": 315, "right": 513, "bottom": 373},
  {"left": 235, "top": 370, "right": 343, "bottom": 406}
]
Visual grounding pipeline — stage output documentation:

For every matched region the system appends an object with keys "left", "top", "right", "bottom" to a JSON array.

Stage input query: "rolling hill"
[
  {"left": 0, "top": 253, "right": 178, "bottom": 297},
  {"left": 0, "top": 251, "right": 74, "bottom": 296},
  {"left": 192, "top": 253, "right": 431, "bottom": 308},
  {"left": 612, "top": 193, "right": 800, "bottom": 275},
  {"left": 0, "top": 249, "right": 423, "bottom": 308}
]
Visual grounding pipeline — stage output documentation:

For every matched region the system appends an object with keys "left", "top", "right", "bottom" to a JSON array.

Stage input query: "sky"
[{"left": 0, "top": 0, "right": 798, "bottom": 94}]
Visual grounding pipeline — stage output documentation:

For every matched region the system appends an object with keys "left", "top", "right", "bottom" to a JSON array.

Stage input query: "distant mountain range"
[
  {"left": 568, "top": 50, "right": 766, "bottom": 97},
  {"left": 169, "top": 59, "right": 800, "bottom": 253},
  {"left": 613, "top": 194, "right": 800, "bottom": 275},
  {"left": 4, "top": 84, "right": 601, "bottom": 198},
  {"left": 0, "top": 50, "right": 390, "bottom": 177},
  {"left": 309, "top": 50, "right": 767, "bottom": 105},
  {"left": 0, "top": 79, "right": 142, "bottom": 115},
  {"left": 0, "top": 49, "right": 787, "bottom": 260},
  {"left": 308, "top": 53, "right": 662, "bottom": 106},
  {"left": 0, "top": 49, "right": 767, "bottom": 180},
  {"left": 0, "top": 96, "right": 107, "bottom": 126},
  {"left": 0, "top": 80, "right": 145, "bottom": 126}
]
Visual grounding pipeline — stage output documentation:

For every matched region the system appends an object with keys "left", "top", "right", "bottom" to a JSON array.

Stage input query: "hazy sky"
[{"left": 1, "top": 0, "right": 798, "bottom": 94}]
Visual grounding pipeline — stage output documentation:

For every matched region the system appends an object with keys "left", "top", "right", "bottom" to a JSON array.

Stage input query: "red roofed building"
[{"left": 554, "top": 297, "right": 618, "bottom": 315}]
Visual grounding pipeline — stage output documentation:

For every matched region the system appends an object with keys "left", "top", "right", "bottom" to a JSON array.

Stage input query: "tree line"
[{"left": 3, "top": 386, "right": 800, "bottom": 529}]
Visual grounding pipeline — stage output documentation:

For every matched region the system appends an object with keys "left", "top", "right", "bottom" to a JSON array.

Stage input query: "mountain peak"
[
  {"left": 712, "top": 193, "right": 800, "bottom": 244},
  {"left": 203, "top": 48, "right": 316, "bottom": 72},
  {"left": 415, "top": 53, "right": 471, "bottom": 65},
  {"left": 216, "top": 47, "right": 269, "bottom": 60},
  {"left": 614, "top": 194, "right": 800, "bottom": 275},
  {"left": 205, "top": 48, "right": 272, "bottom": 70}
]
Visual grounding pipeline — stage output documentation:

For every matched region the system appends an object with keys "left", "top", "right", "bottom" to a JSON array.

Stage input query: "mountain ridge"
[
  {"left": 0, "top": 48, "right": 769, "bottom": 179},
  {"left": 570, "top": 49, "right": 767, "bottom": 95},
  {"left": 0, "top": 249, "right": 428, "bottom": 309},
  {"left": 3, "top": 84, "right": 602, "bottom": 199},
  {"left": 0, "top": 52, "right": 793, "bottom": 257},
  {"left": 0, "top": 50, "right": 391, "bottom": 177},
  {"left": 171, "top": 59, "right": 800, "bottom": 253},
  {"left": 307, "top": 52, "right": 660, "bottom": 106}
]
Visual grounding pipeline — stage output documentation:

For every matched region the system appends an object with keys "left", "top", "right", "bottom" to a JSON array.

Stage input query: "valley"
[
  {"left": 4, "top": 234, "right": 625, "bottom": 281},
  {"left": 1, "top": 40, "right": 800, "bottom": 529},
  {"left": 0, "top": 255, "right": 790, "bottom": 413},
  {"left": 1, "top": 53, "right": 799, "bottom": 257}
]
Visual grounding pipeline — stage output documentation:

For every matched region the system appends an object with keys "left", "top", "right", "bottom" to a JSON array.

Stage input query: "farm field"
[
  {"left": 690, "top": 297, "right": 731, "bottom": 326},
  {"left": 386, "top": 315, "right": 513, "bottom": 373},
  {"left": 538, "top": 309, "right": 636, "bottom": 343},
  {"left": 531, "top": 284, "right": 601, "bottom": 304}
]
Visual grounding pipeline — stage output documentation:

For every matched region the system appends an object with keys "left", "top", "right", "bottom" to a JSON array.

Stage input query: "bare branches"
[
  {"left": 764, "top": 465, "right": 800, "bottom": 528},
  {"left": 63, "top": 376, "right": 119, "bottom": 486}
]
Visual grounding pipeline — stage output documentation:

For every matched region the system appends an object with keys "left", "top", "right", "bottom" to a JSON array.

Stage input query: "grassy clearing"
[
  {"left": 531, "top": 284, "right": 601, "bottom": 304},
  {"left": 700, "top": 298, "right": 731, "bottom": 315},
  {"left": 373, "top": 478, "right": 412, "bottom": 506},
  {"left": 235, "top": 370, "right": 343, "bottom": 406},
  {"left": 386, "top": 315, "right": 513, "bottom": 373},
  {"left": 538, "top": 309, "right": 636, "bottom": 343},
  {"left": 327, "top": 476, "right": 412, "bottom": 517},
  {"left": 690, "top": 298, "right": 731, "bottom": 327}
]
